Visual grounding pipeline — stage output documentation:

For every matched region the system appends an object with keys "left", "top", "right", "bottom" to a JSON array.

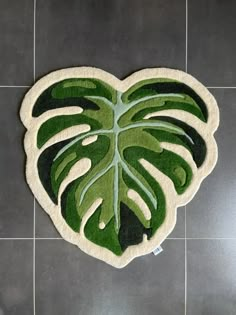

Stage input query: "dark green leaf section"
[
  {"left": 38, "top": 135, "right": 110, "bottom": 206},
  {"left": 61, "top": 182, "right": 81, "bottom": 232},
  {"left": 32, "top": 78, "right": 116, "bottom": 117},
  {"left": 37, "top": 138, "right": 75, "bottom": 204},
  {"left": 121, "top": 79, "right": 208, "bottom": 121},
  {"left": 124, "top": 146, "right": 193, "bottom": 195},
  {"left": 121, "top": 168, "right": 156, "bottom": 224},
  {"left": 118, "top": 202, "right": 152, "bottom": 252},
  {"left": 52, "top": 78, "right": 116, "bottom": 102},
  {"left": 83, "top": 167, "right": 166, "bottom": 255},
  {"left": 37, "top": 114, "right": 102, "bottom": 148},
  {"left": 121, "top": 155, "right": 166, "bottom": 236},
  {"left": 84, "top": 206, "right": 123, "bottom": 256},
  {"left": 33, "top": 96, "right": 99, "bottom": 117},
  {"left": 51, "top": 135, "right": 110, "bottom": 198},
  {"left": 148, "top": 116, "right": 206, "bottom": 167},
  {"left": 132, "top": 101, "right": 205, "bottom": 122}
]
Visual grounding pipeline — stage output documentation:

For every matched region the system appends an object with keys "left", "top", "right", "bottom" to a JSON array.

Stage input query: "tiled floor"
[
  {"left": 0, "top": 0, "right": 236, "bottom": 314},
  {"left": 36, "top": 240, "right": 185, "bottom": 315}
]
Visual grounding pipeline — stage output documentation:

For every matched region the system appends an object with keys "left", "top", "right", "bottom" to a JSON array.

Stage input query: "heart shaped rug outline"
[{"left": 20, "top": 67, "right": 219, "bottom": 268}]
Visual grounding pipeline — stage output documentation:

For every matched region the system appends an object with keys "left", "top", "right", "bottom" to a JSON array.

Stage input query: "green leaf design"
[{"left": 20, "top": 68, "right": 219, "bottom": 267}]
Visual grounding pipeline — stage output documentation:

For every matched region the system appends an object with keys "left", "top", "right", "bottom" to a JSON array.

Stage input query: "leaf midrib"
[{"left": 78, "top": 92, "right": 167, "bottom": 230}]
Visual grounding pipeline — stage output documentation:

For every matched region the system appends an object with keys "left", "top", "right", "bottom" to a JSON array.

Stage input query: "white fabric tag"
[{"left": 152, "top": 245, "right": 163, "bottom": 256}]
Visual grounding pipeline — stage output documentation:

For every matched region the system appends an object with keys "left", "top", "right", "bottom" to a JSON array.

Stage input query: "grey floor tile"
[
  {"left": 0, "top": 0, "right": 33, "bottom": 85},
  {"left": 35, "top": 201, "right": 61, "bottom": 238},
  {"left": 187, "top": 240, "right": 236, "bottom": 315},
  {"left": 0, "top": 240, "right": 33, "bottom": 315},
  {"left": 188, "top": 0, "right": 236, "bottom": 86},
  {"left": 168, "top": 206, "right": 185, "bottom": 239},
  {"left": 187, "top": 90, "right": 236, "bottom": 238},
  {"left": 0, "top": 88, "right": 33, "bottom": 237},
  {"left": 36, "top": 0, "right": 185, "bottom": 80},
  {"left": 36, "top": 239, "right": 184, "bottom": 315}
]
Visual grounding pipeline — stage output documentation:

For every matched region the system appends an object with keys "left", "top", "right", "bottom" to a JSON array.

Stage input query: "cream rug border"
[{"left": 20, "top": 67, "right": 219, "bottom": 268}]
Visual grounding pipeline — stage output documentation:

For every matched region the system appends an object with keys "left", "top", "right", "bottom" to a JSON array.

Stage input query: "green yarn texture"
[{"left": 34, "top": 77, "right": 208, "bottom": 255}]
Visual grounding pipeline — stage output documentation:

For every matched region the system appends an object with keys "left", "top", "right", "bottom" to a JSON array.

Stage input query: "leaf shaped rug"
[{"left": 20, "top": 67, "right": 219, "bottom": 268}]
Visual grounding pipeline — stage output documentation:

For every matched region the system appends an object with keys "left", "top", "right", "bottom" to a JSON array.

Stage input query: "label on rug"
[{"left": 153, "top": 246, "right": 163, "bottom": 256}]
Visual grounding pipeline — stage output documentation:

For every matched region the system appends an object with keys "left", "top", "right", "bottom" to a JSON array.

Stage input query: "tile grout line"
[
  {"left": 33, "top": 1, "right": 36, "bottom": 314},
  {"left": 33, "top": 198, "right": 36, "bottom": 315},
  {"left": 185, "top": 205, "right": 187, "bottom": 315},
  {"left": 33, "top": 0, "right": 36, "bottom": 82},
  {"left": 0, "top": 238, "right": 63, "bottom": 240},
  {"left": 0, "top": 85, "right": 31, "bottom": 88},
  {"left": 185, "top": 0, "right": 188, "bottom": 73},
  {"left": 2, "top": 86, "right": 236, "bottom": 89},
  {"left": 1, "top": 237, "right": 236, "bottom": 240},
  {"left": 1, "top": 85, "right": 236, "bottom": 89},
  {"left": 207, "top": 86, "right": 236, "bottom": 89},
  {"left": 185, "top": 1, "right": 188, "bottom": 315},
  {"left": 167, "top": 237, "right": 236, "bottom": 240}
]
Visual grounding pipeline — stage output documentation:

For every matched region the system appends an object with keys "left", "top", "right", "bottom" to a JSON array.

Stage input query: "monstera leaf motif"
[{"left": 20, "top": 67, "right": 219, "bottom": 267}]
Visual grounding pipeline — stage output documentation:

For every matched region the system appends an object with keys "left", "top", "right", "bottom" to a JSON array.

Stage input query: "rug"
[{"left": 20, "top": 67, "right": 219, "bottom": 268}]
